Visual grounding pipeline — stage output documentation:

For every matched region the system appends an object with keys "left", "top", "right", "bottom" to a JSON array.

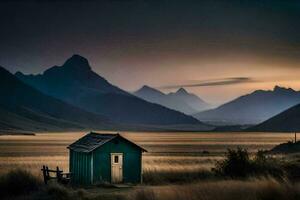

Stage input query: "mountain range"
[
  {"left": 249, "top": 103, "right": 300, "bottom": 132},
  {"left": 193, "top": 86, "right": 300, "bottom": 125},
  {"left": 0, "top": 66, "right": 113, "bottom": 132},
  {"left": 134, "top": 86, "right": 210, "bottom": 115},
  {"left": 2, "top": 54, "right": 300, "bottom": 132},
  {"left": 15, "top": 55, "right": 204, "bottom": 128}
]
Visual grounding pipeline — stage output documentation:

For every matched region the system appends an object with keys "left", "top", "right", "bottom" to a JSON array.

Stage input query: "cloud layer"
[{"left": 160, "top": 77, "right": 256, "bottom": 89}]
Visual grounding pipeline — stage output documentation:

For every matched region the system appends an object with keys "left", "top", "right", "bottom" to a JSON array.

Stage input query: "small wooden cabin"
[{"left": 68, "top": 132, "right": 147, "bottom": 185}]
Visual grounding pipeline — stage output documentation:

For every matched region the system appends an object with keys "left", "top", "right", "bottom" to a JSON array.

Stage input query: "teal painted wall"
[
  {"left": 92, "top": 137, "right": 142, "bottom": 184},
  {"left": 69, "top": 137, "right": 142, "bottom": 185},
  {"left": 69, "top": 150, "right": 92, "bottom": 185}
]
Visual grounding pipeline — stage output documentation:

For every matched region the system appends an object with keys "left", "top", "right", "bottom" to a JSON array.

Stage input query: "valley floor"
[{"left": 0, "top": 131, "right": 299, "bottom": 200}]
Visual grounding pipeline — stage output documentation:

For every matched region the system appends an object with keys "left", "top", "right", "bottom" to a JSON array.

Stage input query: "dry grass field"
[
  {"left": 0, "top": 131, "right": 295, "bottom": 176},
  {"left": 130, "top": 178, "right": 300, "bottom": 200},
  {"left": 0, "top": 131, "right": 299, "bottom": 200}
]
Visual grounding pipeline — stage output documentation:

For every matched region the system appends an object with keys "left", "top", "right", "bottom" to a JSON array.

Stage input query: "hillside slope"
[
  {"left": 134, "top": 86, "right": 210, "bottom": 115},
  {"left": 249, "top": 103, "right": 300, "bottom": 132},
  {"left": 16, "top": 55, "right": 203, "bottom": 126},
  {"left": 193, "top": 86, "right": 300, "bottom": 125},
  {"left": 0, "top": 66, "right": 112, "bottom": 132}
]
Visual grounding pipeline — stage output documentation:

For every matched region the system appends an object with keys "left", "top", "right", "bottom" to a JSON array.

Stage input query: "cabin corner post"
[
  {"left": 69, "top": 149, "right": 71, "bottom": 175},
  {"left": 91, "top": 151, "right": 94, "bottom": 184},
  {"left": 69, "top": 149, "right": 73, "bottom": 184},
  {"left": 140, "top": 151, "right": 143, "bottom": 184}
]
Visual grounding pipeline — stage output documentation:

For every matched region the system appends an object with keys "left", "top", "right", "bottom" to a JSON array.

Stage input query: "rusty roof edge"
[
  {"left": 67, "top": 132, "right": 118, "bottom": 153},
  {"left": 67, "top": 132, "right": 147, "bottom": 153},
  {"left": 86, "top": 134, "right": 119, "bottom": 152},
  {"left": 67, "top": 132, "right": 115, "bottom": 147},
  {"left": 117, "top": 134, "right": 148, "bottom": 152}
]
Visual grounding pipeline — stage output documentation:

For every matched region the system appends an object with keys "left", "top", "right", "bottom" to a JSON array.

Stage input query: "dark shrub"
[
  {"left": 213, "top": 147, "right": 252, "bottom": 178},
  {"left": 0, "top": 169, "right": 41, "bottom": 197},
  {"left": 213, "top": 148, "right": 284, "bottom": 179}
]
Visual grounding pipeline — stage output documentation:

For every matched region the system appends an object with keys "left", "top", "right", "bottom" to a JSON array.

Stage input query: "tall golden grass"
[
  {"left": 131, "top": 178, "right": 300, "bottom": 200},
  {"left": 0, "top": 155, "right": 217, "bottom": 182},
  {"left": 0, "top": 132, "right": 297, "bottom": 183}
]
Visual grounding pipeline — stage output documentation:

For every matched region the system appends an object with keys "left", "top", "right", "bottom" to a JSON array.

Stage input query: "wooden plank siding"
[
  {"left": 69, "top": 150, "right": 92, "bottom": 185},
  {"left": 92, "top": 136, "right": 142, "bottom": 183},
  {"left": 69, "top": 135, "right": 143, "bottom": 185}
]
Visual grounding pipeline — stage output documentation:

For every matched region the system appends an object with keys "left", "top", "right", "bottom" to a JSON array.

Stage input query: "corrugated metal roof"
[{"left": 67, "top": 132, "right": 147, "bottom": 153}]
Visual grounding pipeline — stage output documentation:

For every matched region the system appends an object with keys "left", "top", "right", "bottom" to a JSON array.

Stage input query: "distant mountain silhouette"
[
  {"left": 0, "top": 66, "right": 112, "bottom": 132},
  {"left": 249, "top": 103, "right": 300, "bottom": 132},
  {"left": 193, "top": 86, "right": 300, "bottom": 125},
  {"left": 134, "top": 86, "right": 210, "bottom": 114},
  {"left": 16, "top": 55, "right": 204, "bottom": 126}
]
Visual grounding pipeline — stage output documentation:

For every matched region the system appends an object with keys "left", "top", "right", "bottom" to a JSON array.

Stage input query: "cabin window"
[{"left": 114, "top": 155, "right": 119, "bottom": 163}]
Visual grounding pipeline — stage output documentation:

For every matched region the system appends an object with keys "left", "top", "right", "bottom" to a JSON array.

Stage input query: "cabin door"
[{"left": 111, "top": 153, "right": 123, "bottom": 183}]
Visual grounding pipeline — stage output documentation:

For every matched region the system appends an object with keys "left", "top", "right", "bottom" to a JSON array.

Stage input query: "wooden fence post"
[
  {"left": 41, "top": 165, "right": 70, "bottom": 185},
  {"left": 42, "top": 165, "right": 47, "bottom": 185},
  {"left": 56, "top": 166, "right": 61, "bottom": 183},
  {"left": 46, "top": 166, "right": 49, "bottom": 180}
]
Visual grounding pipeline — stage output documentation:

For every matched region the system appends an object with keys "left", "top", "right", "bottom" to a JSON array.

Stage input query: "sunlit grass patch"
[{"left": 131, "top": 178, "right": 300, "bottom": 200}]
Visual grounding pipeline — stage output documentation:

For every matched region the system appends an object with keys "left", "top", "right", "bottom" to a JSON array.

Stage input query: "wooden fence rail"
[{"left": 41, "top": 165, "right": 71, "bottom": 185}]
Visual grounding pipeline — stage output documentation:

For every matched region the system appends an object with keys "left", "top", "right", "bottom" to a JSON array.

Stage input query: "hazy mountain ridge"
[
  {"left": 193, "top": 86, "right": 300, "bottom": 125},
  {"left": 134, "top": 86, "right": 210, "bottom": 115},
  {"left": 249, "top": 103, "right": 300, "bottom": 132},
  {"left": 0, "top": 66, "right": 113, "bottom": 132},
  {"left": 16, "top": 55, "right": 203, "bottom": 126}
]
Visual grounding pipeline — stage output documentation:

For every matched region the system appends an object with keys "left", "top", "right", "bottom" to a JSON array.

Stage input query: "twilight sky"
[{"left": 1, "top": 0, "right": 300, "bottom": 105}]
